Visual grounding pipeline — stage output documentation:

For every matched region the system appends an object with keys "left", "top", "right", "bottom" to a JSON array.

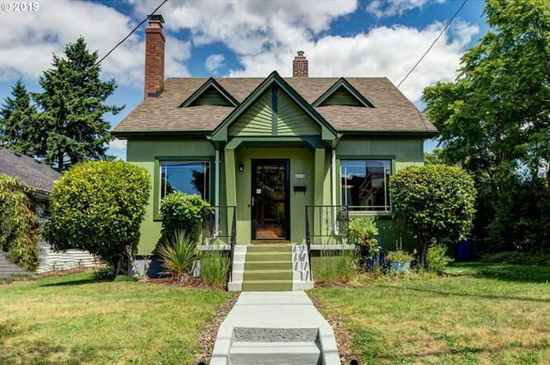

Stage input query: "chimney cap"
[
  {"left": 297, "top": 51, "right": 305, "bottom": 57},
  {"left": 148, "top": 14, "right": 165, "bottom": 24}
]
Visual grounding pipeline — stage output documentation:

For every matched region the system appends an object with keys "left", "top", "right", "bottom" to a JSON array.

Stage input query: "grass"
[
  {"left": 0, "top": 272, "right": 233, "bottom": 364},
  {"left": 312, "top": 250, "right": 357, "bottom": 283},
  {"left": 310, "top": 263, "right": 550, "bottom": 365}
]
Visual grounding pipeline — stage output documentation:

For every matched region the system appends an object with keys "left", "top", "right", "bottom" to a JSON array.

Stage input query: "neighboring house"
[
  {"left": 113, "top": 16, "right": 438, "bottom": 290},
  {"left": 0, "top": 148, "right": 97, "bottom": 278}
]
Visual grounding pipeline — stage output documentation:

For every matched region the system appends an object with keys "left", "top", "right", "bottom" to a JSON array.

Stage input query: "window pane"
[
  {"left": 160, "top": 161, "right": 210, "bottom": 201},
  {"left": 341, "top": 160, "right": 390, "bottom": 211}
]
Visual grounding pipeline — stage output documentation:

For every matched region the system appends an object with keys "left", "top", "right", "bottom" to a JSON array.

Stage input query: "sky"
[{"left": 0, "top": 0, "right": 490, "bottom": 159}]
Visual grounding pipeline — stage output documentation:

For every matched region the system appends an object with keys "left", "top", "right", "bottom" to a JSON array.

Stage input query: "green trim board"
[
  {"left": 180, "top": 78, "right": 239, "bottom": 107},
  {"left": 312, "top": 78, "right": 374, "bottom": 108},
  {"left": 152, "top": 155, "right": 215, "bottom": 221},
  {"left": 211, "top": 71, "right": 337, "bottom": 142}
]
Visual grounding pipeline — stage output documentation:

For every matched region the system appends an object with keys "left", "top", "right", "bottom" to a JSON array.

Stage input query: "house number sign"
[{"left": 295, "top": 173, "right": 306, "bottom": 179}]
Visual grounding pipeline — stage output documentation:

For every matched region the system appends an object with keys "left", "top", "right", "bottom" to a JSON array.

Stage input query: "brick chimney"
[
  {"left": 292, "top": 51, "right": 308, "bottom": 78},
  {"left": 144, "top": 14, "right": 165, "bottom": 99}
]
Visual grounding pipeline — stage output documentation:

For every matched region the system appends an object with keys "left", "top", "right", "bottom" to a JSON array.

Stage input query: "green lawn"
[
  {"left": 310, "top": 263, "right": 550, "bottom": 365},
  {"left": 0, "top": 273, "right": 233, "bottom": 365}
]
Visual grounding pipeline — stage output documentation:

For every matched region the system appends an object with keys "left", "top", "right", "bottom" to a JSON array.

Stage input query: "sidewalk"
[{"left": 210, "top": 291, "right": 340, "bottom": 365}]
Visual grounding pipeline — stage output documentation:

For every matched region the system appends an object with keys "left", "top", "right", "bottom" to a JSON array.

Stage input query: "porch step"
[
  {"left": 245, "top": 261, "right": 291, "bottom": 271},
  {"left": 229, "top": 341, "right": 320, "bottom": 365},
  {"left": 242, "top": 279, "right": 293, "bottom": 291},
  {"left": 244, "top": 269, "right": 293, "bottom": 281},
  {"left": 245, "top": 252, "right": 292, "bottom": 262},
  {"left": 247, "top": 245, "right": 292, "bottom": 252}
]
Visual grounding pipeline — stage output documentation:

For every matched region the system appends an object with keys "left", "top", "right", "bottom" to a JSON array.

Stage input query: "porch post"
[
  {"left": 313, "top": 148, "right": 326, "bottom": 239},
  {"left": 215, "top": 149, "right": 220, "bottom": 236},
  {"left": 224, "top": 147, "right": 237, "bottom": 244}
]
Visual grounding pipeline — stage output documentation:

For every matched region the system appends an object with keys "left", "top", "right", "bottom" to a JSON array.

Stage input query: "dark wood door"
[{"left": 251, "top": 159, "right": 290, "bottom": 240}]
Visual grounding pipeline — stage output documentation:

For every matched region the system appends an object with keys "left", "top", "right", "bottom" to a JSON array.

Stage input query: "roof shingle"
[
  {"left": 0, "top": 148, "right": 60, "bottom": 192},
  {"left": 113, "top": 76, "right": 437, "bottom": 134}
]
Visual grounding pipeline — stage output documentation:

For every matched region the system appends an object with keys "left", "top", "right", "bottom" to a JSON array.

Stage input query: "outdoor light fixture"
[{"left": 239, "top": 163, "right": 244, "bottom": 172}]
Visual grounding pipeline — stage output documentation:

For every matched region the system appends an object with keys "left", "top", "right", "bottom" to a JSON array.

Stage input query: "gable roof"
[
  {"left": 312, "top": 78, "right": 374, "bottom": 108},
  {"left": 180, "top": 77, "right": 239, "bottom": 107},
  {"left": 211, "top": 72, "right": 336, "bottom": 142},
  {"left": 0, "top": 148, "right": 60, "bottom": 193},
  {"left": 113, "top": 76, "right": 437, "bottom": 136}
]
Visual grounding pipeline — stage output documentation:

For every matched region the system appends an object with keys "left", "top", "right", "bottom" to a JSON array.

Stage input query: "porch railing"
[{"left": 305, "top": 205, "right": 350, "bottom": 246}]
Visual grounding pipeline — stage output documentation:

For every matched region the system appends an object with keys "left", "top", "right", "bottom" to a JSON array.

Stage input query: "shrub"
[
  {"left": 426, "top": 244, "right": 453, "bottom": 273},
  {"left": 348, "top": 217, "right": 380, "bottom": 258},
  {"left": 200, "top": 250, "right": 230, "bottom": 287},
  {"left": 44, "top": 161, "right": 150, "bottom": 269},
  {"left": 160, "top": 192, "right": 210, "bottom": 243},
  {"left": 157, "top": 231, "right": 198, "bottom": 284},
  {"left": 390, "top": 164, "right": 476, "bottom": 265},
  {"left": 315, "top": 250, "right": 357, "bottom": 283},
  {"left": 386, "top": 250, "right": 413, "bottom": 263},
  {"left": 94, "top": 265, "right": 116, "bottom": 280},
  {"left": 0, "top": 174, "right": 39, "bottom": 271}
]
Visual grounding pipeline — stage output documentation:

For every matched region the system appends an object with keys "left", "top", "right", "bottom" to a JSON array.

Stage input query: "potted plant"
[{"left": 386, "top": 250, "right": 413, "bottom": 273}]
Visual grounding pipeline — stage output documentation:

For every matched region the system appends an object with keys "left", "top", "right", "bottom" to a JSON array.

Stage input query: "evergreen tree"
[
  {"left": 0, "top": 80, "right": 42, "bottom": 156},
  {"left": 34, "top": 37, "right": 123, "bottom": 170}
]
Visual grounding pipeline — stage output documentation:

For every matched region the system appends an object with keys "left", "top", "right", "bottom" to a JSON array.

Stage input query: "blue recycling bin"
[{"left": 456, "top": 238, "right": 472, "bottom": 261}]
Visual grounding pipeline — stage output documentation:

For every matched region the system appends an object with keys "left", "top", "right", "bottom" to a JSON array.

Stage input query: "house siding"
[
  {"left": 229, "top": 91, "right": 273, "bottom": 136},
  {"left": 127, "top": 138, "right": 216, "bottom": 253},
  {"left": 276, "top": 89, "right": 320, "bottom": 136},
  {"left": 336, "top": 137, "right": 424, "bottom": 251}
]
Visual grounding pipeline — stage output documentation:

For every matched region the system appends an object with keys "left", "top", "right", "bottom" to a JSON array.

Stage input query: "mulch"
[
  {"left": 195, "top": 293, "right": 239, "bottom": 364},
  {"left": 309, "top": 294, "right": 362, "bottom": 365}
]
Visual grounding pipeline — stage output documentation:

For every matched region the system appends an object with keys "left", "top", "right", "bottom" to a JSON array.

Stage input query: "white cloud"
[
  {"left": 230, "top": 21, "right": 479, "bottom": 102},
  {"left": 0, "top": 0, "right": 190, "bottom": 86},
  {"left": 109, "top": 138, "right": 127, "bottom": 151},
  {"left": 129, "top": 0, "right": 476, "bottom": 102},
  {"left": 366, "top": 0, "right": 447, "bottom": 18},
  {"left": 205, "top": 54, "right": 225, "bottom": 74}
]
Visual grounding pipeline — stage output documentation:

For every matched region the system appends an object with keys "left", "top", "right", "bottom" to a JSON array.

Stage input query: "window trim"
[
  {"left": 153, "top": 156, "right": 215, "bottom": 221},
  {"left": 337, "top": 156, "right": 395, "bottom": 215}
]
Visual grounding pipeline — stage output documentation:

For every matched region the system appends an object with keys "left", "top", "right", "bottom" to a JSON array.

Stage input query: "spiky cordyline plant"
[{"left": 157, "top": 231, "right": 198, "bottom": 284}]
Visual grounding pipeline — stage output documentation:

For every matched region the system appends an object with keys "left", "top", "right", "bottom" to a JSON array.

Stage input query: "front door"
[{"left": 251, "top": 159, "right": 290, "bottom": 240}]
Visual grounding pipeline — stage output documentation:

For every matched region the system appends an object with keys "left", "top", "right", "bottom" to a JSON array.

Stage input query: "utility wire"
[
  {"left": 397, "top": 0, "right": 469, "bottom": 88},
  {"left": 95, "top": 0, "right": 168, "bottom": 68},
  {"left": 22, "top": 0, "right": 168, "bottom": 158}
]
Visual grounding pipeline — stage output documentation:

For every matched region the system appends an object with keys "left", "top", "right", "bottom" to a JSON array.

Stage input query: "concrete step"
[
  {"left": 246, "top": 252, "right": 291, "bottom": 262},
  {"left": 241, "top": 280, "right": 293, "bottom": 291},
  {"left": 229, "top": 341, "right": 320, "bottom": 365},
  {"left": 245, "top": 261, "right": 291, "bottom": 271},
  {"left": 243, "top": 269, "right": 293, "bottom": 281}
]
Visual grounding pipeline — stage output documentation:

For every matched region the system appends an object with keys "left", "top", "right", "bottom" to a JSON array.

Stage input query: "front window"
[
  {"left": 160, "top": 160, "right": 210, "bottom": 201},
  {"left": 340, "top": 160, "right": 391, "bottom": 212}
]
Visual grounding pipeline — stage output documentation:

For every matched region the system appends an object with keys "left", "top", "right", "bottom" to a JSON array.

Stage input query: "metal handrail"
[
  {"left": 228, "top": 206, "right": 237, "bottom": 283},
  {"left": 305, "top": 206, "right": 313, "bottom": 281}
]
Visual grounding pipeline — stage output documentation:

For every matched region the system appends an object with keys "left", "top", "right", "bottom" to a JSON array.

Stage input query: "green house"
[{"left": 112, "top": 16, "right": 437, "bottom": 291}]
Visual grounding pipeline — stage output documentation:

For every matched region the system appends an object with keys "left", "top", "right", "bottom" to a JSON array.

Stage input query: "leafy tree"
[
  {"left": 390, "top": 165, "right": 477, "bottom": 265},
  {"left": 34, "top": 37, "right": 123, "bottom": 171},
  {"left": 44, "top": 161, "right": 150, "bottom": 269},
  {"left": 0, "top": 80, "right": 42, "bottom": 156},
  {"left": 0, "top": 174, "right": 39, "bottom": 271},
  {"left": 423, "top": 0, "right": 549, "bottom": 249}
]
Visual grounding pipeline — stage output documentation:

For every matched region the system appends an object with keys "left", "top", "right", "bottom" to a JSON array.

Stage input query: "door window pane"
[
  {"left": 341, "top": 160, "right": 391, "bottom": 212},
  {"left": 160, "top": 161, "right": 210, "bottom": 201}
]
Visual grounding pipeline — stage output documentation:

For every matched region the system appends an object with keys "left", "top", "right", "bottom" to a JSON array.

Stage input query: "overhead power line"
[
  {"left": 397, "top": 0, "right": 469, "bottom": 88},
  {"left": 95, "top": 0, "right": 168, "bottom": 67}
]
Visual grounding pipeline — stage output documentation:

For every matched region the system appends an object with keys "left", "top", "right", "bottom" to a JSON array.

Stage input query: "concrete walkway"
[{"left": 210, "top": 291, "right": 340, "bottom": 365}]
